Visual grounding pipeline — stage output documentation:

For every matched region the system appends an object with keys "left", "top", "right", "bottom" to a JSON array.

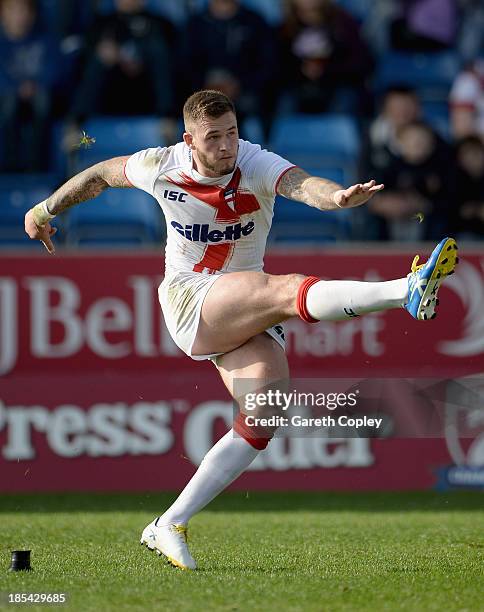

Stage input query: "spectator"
[
  {"left": 362, "top": 86, "right": 421, "bottom": 178},
  {"left": 449, "top": 58, "right": 484, "bottom": 140},
  {"left": 279, "top": 0, "right": 373, "bottom": 114},
  {"left": 70, "top": 0, "right": 175, "bottom": 121},
  {"left": 0, "top": 0, "right": 62, "bottom": 171},
  {"left": 390, "top": 0, "right": 458, "bottom": 52},
  {"left": 453, "top": 135, "right": 484, "bottom": 240},
  {"left": 368, "top": 121, "right": 453, "bottom": 241},
  {"left": 181, "top": 0, "right": 277, "bottom": 134}
]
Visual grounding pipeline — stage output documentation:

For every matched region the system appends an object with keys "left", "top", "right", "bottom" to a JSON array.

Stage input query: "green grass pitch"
[{"left": 1, "top": 492, "right": 483, "bottom": 612}]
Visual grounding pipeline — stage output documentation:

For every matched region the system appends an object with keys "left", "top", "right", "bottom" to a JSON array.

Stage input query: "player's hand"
[
  {"left": 332, "top": 180, "right": 384, "bottom": 209},
  {"left": 24, "top": 209, "right": 57, "bottom": 254}
]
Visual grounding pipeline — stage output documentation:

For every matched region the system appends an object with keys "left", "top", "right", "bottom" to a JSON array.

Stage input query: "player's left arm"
[{"left": 277, "top": 167, "right": 384, "bottom": 211}]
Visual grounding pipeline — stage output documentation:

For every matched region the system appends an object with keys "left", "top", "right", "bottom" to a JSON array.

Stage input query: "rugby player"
[{"left": 25, "top": 90, "right": 458, "bottom": 570}]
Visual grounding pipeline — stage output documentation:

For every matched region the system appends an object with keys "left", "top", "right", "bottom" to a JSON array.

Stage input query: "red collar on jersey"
[{"left": 167, "top": 168, "right": 260, "bottom": 223}]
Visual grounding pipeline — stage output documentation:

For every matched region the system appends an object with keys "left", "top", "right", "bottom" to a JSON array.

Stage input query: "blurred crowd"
[{"left": 0, "top": 0, "right": 483, "bottom": 241}]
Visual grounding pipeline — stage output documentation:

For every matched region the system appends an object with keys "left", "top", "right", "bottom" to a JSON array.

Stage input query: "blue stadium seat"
[
  {"left": 0, "top": 175, "right": 57, "bottom": 247},
  {"left": 65, "top": 188, "right": 163, "bottom": 246},
  {"left": 374, "top": 51, "right": 461, "bottom": 100},
  {"left": 304, "top": 166, "right": 346, "bottom": 186},
  {"left": 241, "top": 116, "right": 265, "bottom": 145},
  {"left": 51, "top": 121, "right": 68, "bottom": 180},
  {"left": 270, "top": 200, "right": 352, "bottom": 244},
  {"left": 74, "top": 116, "right": 165, "bottom": 172},
  {"left": 270, "top": 114, "right": 360, "bottom": 184},
  {"left": 270, "top": 167, "right": 352, "bottom": 244},
  {"left": 422, "top": 100, "right": 451, "bottom": 141},
  {"left": 270, "top": 114, "right": 360, "bottom": 160}
]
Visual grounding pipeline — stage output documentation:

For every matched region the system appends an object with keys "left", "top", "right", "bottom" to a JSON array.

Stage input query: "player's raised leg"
[
  {"left": 192, "top": 237, "right": 459, "bottom": 357},
  {"left": 141, "top": 333, "right": 289, "bottom": 570}
]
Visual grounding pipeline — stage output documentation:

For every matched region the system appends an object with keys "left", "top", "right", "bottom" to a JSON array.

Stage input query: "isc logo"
[{"left": 163, "top": 189, "right": 187, "bottom": 202}]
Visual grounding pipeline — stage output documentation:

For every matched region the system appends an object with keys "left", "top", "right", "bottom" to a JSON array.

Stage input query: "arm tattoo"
[
  {"left": 276, "top": 167, "right": 311, "bottom": 202},
  {"left": 46, "top": 156, "right": 132, "bottom": 215},
  {"left": 277, "top": 167, "right": 344, "bottom": 210}
]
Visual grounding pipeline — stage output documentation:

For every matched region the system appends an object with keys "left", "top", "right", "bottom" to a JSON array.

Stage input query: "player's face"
[{"left": 186, "top": 112, "right": 239, "bottom": 178}]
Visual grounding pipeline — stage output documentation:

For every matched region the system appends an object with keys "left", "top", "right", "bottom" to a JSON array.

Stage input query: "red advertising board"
[{"left": 1, "top": 247, "right": 483, "bottom": 492}]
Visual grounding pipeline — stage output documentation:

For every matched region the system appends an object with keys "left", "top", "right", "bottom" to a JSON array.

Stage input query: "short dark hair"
[
  {"left": 183, "top": 90, "right": 236, "bottom": 130},
  {"left": 384, "top": 85, "right": 418, "bottom": 98},
  {"left": 456, "top": 134, "right": 484, "bottom": 152}
]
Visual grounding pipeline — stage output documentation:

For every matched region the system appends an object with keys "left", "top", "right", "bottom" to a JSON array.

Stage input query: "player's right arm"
[{"left": 25, "top": 156, "right": 132, "bottom": 254}]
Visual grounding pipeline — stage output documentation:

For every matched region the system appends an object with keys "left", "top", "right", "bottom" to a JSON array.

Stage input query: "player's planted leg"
[
  {"left": 140, "top": 521, "right": 196, "bottom": 570},
  {"left": 141, "top": 335, "right": 288, "bottom": 570},
  {"left": 140, "top": 428, "right": 260, "bottom": 570}
]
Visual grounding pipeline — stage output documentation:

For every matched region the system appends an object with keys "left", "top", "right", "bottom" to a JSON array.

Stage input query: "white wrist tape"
[
  {"left": 32, "top": 200, "right": 56, "bottom": 227},
  {"left": 41, "top": 201, "right": 55, "bottom": 218}
]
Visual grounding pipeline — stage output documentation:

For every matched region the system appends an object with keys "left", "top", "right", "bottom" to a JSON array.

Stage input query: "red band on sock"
[
  {"left": 234, "top": 412, "right": 272, "bottom": 450},
  {"left": 297, "top": 276, "right": 320, "bottom": 323}
]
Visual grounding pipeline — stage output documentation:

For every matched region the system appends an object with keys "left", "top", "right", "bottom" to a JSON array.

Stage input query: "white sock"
[
  {"left": 159, "top": 429, "right": 259, "bottom": 526},
  {"left": 306, "top": 278, "right": 408, "bottom": 320}
]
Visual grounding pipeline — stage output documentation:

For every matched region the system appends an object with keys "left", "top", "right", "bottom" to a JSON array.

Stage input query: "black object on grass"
[{"left": 8, "top": 550, "right": 32, "bottom": 571}]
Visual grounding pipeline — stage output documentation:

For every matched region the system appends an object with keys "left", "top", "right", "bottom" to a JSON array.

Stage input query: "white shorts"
[{"left": 158, "top": 270, "right": 286, "bottom": 361}]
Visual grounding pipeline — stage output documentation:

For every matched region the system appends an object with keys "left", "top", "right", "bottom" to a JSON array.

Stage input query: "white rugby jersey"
[{"left": 124, "top": 140, "right": 295, "bottom": 275}]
